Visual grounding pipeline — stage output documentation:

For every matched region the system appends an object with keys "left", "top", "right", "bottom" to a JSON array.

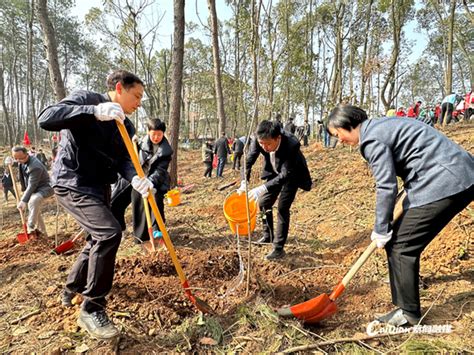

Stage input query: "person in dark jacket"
[
  {"left": 214, "top": 132, "right": 231, "bottom": 177},
  {"left": 202, "top": 140, "right": 214, "bottom": 178},
  {"left": 283, "top": 116, "right": 296, "bottom": 134},
  {"left": 327, "top": 104, "right": 473, "bottom": 327},
  {"left": 12, "top": 146, "right": 54, "bottom": 236},
  {"left": 111, "top": 118, "right": 173, "bottom": 244},
  {"left": 1, "top": 169, "right": 16, "bottom": 202},
  {"left": 38, "top": 70, "right": 152, "bottom": 340},
  {"left": 35, "top": 148, "right": 49, "bottom": 167},
  {"left": 232, "top": 137, "right": 244, "bottom": 170},
  {"left": 237, "top": 120, "right": 312, "bottom": 260}
]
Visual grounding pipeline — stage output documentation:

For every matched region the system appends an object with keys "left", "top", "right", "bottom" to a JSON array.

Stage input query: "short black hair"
[
  {"left": 256, "top": 120, "right": 282, "bottom": 139},
  {"left": 147, "top": 118, "right": 166, "bottom": 132},
  {"left": 327, "top": 104, "right": 368, "bottom": 132},
  {"left": 106, "top": 70, "right": 144, "bottom": 91},
  {"left": 12, "top": 146, "right": 28, "bottom": 154}
]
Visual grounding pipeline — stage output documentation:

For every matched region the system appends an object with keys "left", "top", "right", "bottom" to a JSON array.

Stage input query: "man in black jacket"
[
  {"left": 283, "top": 116, "right": 296, "bottom": 134},
  {"left": 38, "top": 70, "right": 153, "bottom": 340},
  {"left": 238, "top": 120, "right": 312, "bottom": 260},
  {"left": 1, "top": 169, "right": 16, "bottom": 202},
  {"left": 214, "top": 132, "right": 231, "bottom": 177},
  {"left": 232, "top": 137, "right": 244, "bottom": 170}
]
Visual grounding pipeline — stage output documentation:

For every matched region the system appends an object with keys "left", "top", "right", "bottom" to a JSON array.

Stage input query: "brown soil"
[{"left": 0, "top": 123, "right": 472, "bottom": 353}]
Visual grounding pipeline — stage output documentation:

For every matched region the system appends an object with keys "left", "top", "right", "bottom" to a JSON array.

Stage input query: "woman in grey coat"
[{"left": 327, "top": 104, "right": 473, "bottom": 327}]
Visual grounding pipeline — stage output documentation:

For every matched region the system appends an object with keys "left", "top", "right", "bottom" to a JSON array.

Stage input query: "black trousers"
[
  {"left": 3, "top": 186, "right": 16, "bottom": 201},
  {"left": 233, "top": 152, "right": 243, "bottom": 170},
  {"left": 387, "top": 185, "right": 473, "bottom": 316},
  {"left": 440, "top": 102, "right": 454, "bottom": 125},
  {"left": 203, "top": 161, "right": 213, "bottom": 177},
  {"left": 258, "top": 183, "right": 298, "bottom": 249},
  {"left": 55, "top": 187, "right": 122, "bottom": 313}
]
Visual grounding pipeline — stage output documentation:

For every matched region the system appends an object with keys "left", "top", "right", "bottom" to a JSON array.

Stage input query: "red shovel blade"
[
  {"left": 17, "top": 232, "right": 30, "bottom": 244},
  {"left": 51, "top": 240, "right": 75, "bottom": 255},
  {"left": 277, "top": 293, "right": 332, "bottom": 320},
  {"left": 304, "top": 301, "right": 338, "bottom": 324}
]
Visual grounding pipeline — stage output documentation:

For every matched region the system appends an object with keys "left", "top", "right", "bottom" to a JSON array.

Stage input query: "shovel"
[
  {"left": 51, "top": 229, "right": 85, "bottom": 255},
  {"left": 117, "top": 121, "right": 213, "bottom": 314},
  {"left": 8, "top": 162, "right": 32, "bottom": 244},
  {"left": 277, "top": 190, "right": 407, "bottom": 323}
]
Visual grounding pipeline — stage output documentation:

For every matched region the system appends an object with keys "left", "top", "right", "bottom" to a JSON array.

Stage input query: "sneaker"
[
  {"left": 77, "top": 309, "right": 119, "bottom": 339},
  {"left": 61, "top": 289, "right": 75, "bottom": 307},
  {"left": 265, "top": 248, "right": 286, "bottom": 260},
  {"left": 376, "top": 308, "right": 420, "bottom": 326}
]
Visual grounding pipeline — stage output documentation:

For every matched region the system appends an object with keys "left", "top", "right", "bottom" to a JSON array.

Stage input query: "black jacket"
[
  {"left": 139, "top": 135, "right": 173, "bottom": 193},
  {"left": 232, "top": 138, "right": 244, "bottom": 154},
  {"left": 18, "top": 155, "right": 54, "bottom": 203},
  {"left": 244, "top": 131, "right": 312, "bottom": 193},
  {"left": 214, "top": 136, "right": 231, "bottom": 158},
  {"left": 38, "top": 90, "right": 136, "bottom": 200},
  {"left": 284, "top": 121, "right": 296, "bottom": 134},
  {"left": 1, "top": 173, "right": 13, "bottom": 188}
]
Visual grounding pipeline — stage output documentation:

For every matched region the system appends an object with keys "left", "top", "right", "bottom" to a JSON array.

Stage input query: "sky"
[{"left": 72, "top": 0, "right": 428, "bottom": 64}]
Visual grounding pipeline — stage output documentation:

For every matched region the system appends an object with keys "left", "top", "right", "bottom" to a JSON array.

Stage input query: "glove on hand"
[
  {"left": 5, "top": 156, "right": 13, "bottom": 165},
  {"left": 131, "top": 176, "right": 154, "bottom": 198},
  {"left": 94, "top": 102, "right": 125, "bottom": 123},
  {"left": 236, "top": 180, "right": 247, "bottom": 194},
  {"left": 248, "top": 184, "right": 268, "bottom": 201},
  {"left": 17, "top": 201, "right": 27, "bottom": 211},
  {"left": 371, "top": 230, "right": 393, "bottom": 249}
]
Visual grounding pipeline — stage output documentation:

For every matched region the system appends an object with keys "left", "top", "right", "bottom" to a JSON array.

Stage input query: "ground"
[{"left": 0, "top": 123, "right": 472, "bottom": 353}]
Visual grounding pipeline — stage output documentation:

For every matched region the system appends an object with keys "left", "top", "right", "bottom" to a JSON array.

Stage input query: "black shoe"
[
  {"left": 77, "top": 309, "right": 119, "bottom": 339},
  {"left": 376, "top": 308, "right": 420, "bottom": 326},
  {"left": 61, "top": 289, "right": 75, "bottom": 307},
  {"left": 265, "top": 248, "right": 286, "bottom": 260}
]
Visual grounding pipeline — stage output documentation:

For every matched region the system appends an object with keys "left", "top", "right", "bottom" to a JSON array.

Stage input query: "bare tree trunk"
[
  {"left": 445, "top": 0, "right": 456, "bottom": 95},
  {"left": 36, "top": 0, "right": 66, "bottom": 100},
  {"left": 251, "top": 0, "right": 262, "bottom": 129},
  {"left": 168, "top": 0, "right": 185, "bottom": 187},
  {"left": 0, "top": 65, "right": 14, "bottom": 147},
  {"left": 28, "top": 0, "right": 38, "bottom": 144},
  {"left": 208, "top": 0, "right": 227, "bottom": 135},
  {"left": 359, "top": 0, "right": 373, "bottom": 107}
]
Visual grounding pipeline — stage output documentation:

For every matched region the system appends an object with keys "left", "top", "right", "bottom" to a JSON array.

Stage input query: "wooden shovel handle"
[
  {"left": 8, "top": 163, "right": 26, "bottom": 226},
  {"left": 117, "top": 121, "right": 186, "bottom": 283},
  {"left": 340, "top": 190, "right": 407, "bottom": 288}
]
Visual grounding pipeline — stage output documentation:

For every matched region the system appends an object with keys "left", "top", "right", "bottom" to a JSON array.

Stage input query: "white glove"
[
  {"left": 132, "top": 135, "right": 140, "bottom": 143},
  {"left": 5, "top": 156, "right": 13, "bottom": 165},
  {"left": 94, "top": 102, "right": 125, "bottom": 123},
  {"left": 236, "top": 180, "right": 247, "bottom": 194},
  {"left": 17, "top": 201, "right": 27, "bottom": 211},
  {"left": 131, "top": 176, "right": 154, "bottom": 198},
  {"left": 248, "top": 185, "right": 268, "bottom": 201},
  {"left": 371, "top": 230, "right": 393, "bottom": 248}
]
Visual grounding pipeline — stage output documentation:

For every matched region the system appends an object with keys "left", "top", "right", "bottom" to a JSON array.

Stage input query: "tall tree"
[
  {"left": 168, "top": 0, "right": 185, "bottom": 186},
  {"left": 36, "top": 0, "right": 66, "bottom": 100},
  {"left": 208, "top": 0, "right": 227, "bottom": 135}
]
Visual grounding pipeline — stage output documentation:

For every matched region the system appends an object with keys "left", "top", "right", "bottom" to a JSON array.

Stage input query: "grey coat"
[
  {"left": 19, "top": 155, "right": 54, "bottom": 203},
  {"left": 360, "top": 117, "right": 474, "bottom": 235}
]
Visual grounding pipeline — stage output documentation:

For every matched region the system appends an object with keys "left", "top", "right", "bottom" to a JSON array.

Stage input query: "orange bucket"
[
  {"left": 223, "top": 192, "right": 258, "bottom": 236},
  {"left": 165, "top": 189, "right": 181, "bottom": 207}
]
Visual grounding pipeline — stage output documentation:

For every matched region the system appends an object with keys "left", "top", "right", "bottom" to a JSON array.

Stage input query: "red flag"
[{"left": 23, "top": 130, "right": 31, "bottom": 146}]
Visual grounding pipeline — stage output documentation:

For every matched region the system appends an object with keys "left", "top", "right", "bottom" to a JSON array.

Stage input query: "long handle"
[
  {"left": 116, "top": 122, "right": 189, "bottom": 286},
  {"left": 132, "top": 139, "right": 156, "bottom": 252},
  {"left": 329, "top": 190, "right": 407, "bottom": 301},
  {"left": 8, "top": 163, "right": 27, "bottom": 229}
]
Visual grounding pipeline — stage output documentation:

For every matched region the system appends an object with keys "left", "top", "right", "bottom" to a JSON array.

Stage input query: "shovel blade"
[
  {"left": 304, "top": 301, "right": 338, "bottom": 324},
  {"left": 51, "top": 240, "right": 75, "bottom": 255},
  {"left": 277, "top": 293, "right": 332, "bottom": 320},
  {"left": 17, "top": 232, "right": 30, "bottom": 244}
]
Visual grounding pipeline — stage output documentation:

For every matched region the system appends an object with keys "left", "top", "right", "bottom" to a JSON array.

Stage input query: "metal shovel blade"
[
  {"left": 303, "top": 301, "right": 338, "bottom": 324},
  {"left": 17, "top": 231, "right": 30, "bottom": 244}
]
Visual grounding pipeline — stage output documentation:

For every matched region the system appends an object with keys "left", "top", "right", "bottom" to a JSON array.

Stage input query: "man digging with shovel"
[
  {"left": 38, "top": 70, "right": 153, "bottom": 340},
  {"left": 11, "top": 146, "right": 54, "bottom": 238}
]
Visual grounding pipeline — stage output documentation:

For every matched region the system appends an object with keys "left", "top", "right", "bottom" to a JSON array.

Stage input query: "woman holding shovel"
[
  {"left": 327, "top": 104, "right": 473, "bottom": 326},
  {"left": 111, "top": 118, "right": 173, "bottom": 249}
]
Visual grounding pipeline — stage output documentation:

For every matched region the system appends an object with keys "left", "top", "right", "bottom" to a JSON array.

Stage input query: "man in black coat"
[
  {"left": 1, "top": 169, "right": 16, "bottom": 202},
  {"left": 38, "top": 70, "right": 153, "bottom": 340},
  {"left": 232, "top": 137, "right": 244, "bottom": 170},
  {"left": 214, "top": 132, "right": 231, "bottom": 177},
  {"left": 283, "top": 116, "right": 296, "bottom": 134},
  {"left": 238, "top": 120, "right": 312, "bottom": 260}
]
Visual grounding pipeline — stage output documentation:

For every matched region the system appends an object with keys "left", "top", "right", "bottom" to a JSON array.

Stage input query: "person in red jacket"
[
  {"left": 434, "top": 102, "right": 441, "bottom": 124},
  {"left": 396, "top": 107, "right": 406, "bottom": 117},
  {"left": 414, "top": 101, "right": 422, "bottom": 117}
]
